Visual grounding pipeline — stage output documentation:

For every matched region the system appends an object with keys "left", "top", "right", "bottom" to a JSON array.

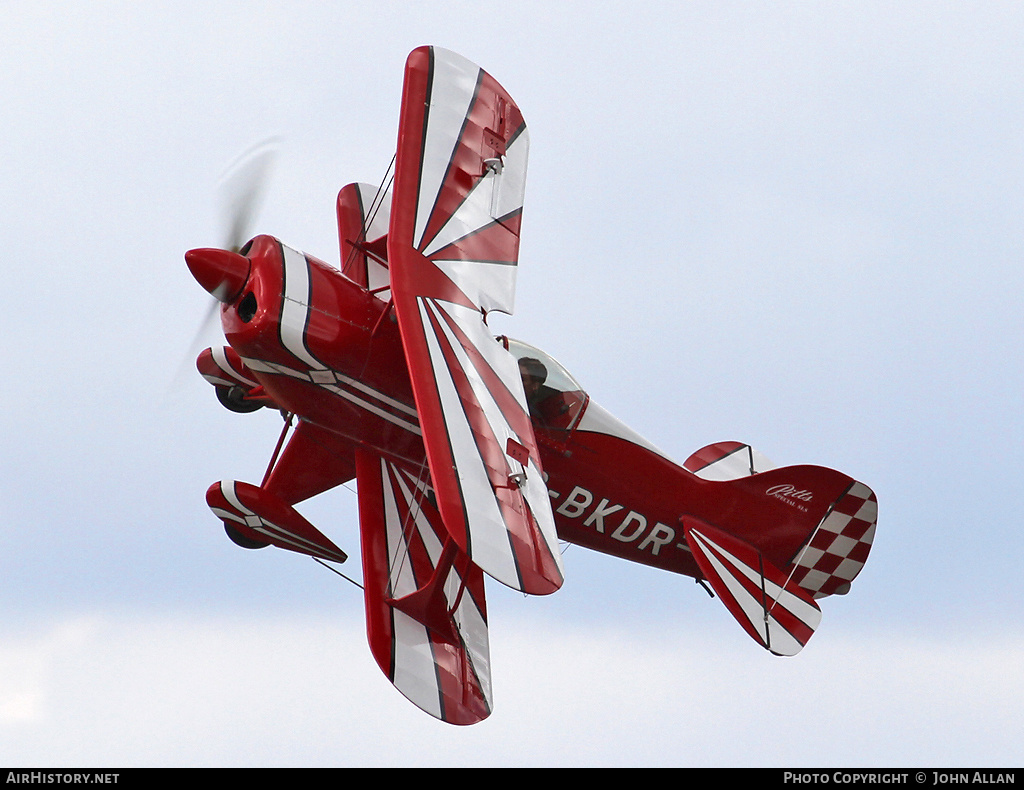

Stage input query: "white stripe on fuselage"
[
  {"left": 279, "top": 244, "right": 323, "bottom": 371},
  {"left": 241, "top": 355, "right": 421, "bottom": 436},
  {"left": 265, "top": 243, "right": 421, "bottom": 435}
]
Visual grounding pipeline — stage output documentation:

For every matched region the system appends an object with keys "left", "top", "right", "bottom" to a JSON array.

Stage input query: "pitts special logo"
[{"left": 766, "top": 484, "right": 813, "bottom": 511}]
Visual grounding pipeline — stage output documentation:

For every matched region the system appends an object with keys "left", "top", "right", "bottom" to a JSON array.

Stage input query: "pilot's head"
[{"left": 519, "top": 357, "right": 547, "bottom": 398}]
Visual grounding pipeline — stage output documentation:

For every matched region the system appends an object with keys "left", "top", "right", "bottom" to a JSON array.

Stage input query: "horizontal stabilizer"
[
  {"left": 356, "top": 450, "right": 492, "bottom": 725},
  {"left": 683, "top": 518, "right": 821, "bottom": 656},
  {"left": 684, "top": 441, "right": 774, "bottom": 480}
]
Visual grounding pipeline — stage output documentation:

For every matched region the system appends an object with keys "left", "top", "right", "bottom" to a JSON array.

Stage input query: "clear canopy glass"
[{"left": 501, "top": 337, "right": 588, "bottom": 430}]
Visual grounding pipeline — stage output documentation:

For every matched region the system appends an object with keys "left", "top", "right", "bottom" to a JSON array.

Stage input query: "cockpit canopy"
[{"left": 500, "top": 337, "right": 589, "bottom": 431}]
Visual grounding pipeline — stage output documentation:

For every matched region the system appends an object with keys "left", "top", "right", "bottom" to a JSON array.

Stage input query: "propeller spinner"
[
  {"left": 185, "top": 247, "right": 250, "bottom": 302},
  {"left": 183, "top": 137, "right": 279, "bottom": 345}
]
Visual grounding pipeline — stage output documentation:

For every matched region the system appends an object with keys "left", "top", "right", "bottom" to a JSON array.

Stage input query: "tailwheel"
[{"left": 216, "top": 385, "right": 264, "bottom": 413}]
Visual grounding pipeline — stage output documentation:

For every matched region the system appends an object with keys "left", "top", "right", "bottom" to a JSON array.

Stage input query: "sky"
[{"left": 1, "top": 0, "right": 1022, "bottom": 768}]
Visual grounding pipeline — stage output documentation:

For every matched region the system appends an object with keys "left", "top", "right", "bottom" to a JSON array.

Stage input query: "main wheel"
[
  {"left": 216, "top": 385, "right": 263, "bottom": 413},
  {"left": 224, "top": 522, "right": 270, "bottom": 549}
]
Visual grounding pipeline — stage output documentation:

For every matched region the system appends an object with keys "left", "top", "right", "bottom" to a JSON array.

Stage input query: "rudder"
[{"left": 787, "top": 479, "right": 877, "bottom": 598}]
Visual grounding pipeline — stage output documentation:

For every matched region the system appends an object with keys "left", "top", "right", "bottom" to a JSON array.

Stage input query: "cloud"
[{"left": 1, "top": 611, "right": 1020, "bottom": 766}]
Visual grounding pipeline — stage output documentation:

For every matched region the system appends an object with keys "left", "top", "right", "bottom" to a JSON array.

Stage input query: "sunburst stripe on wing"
[
  {"left": 397, "top": 465, "right": 435, "bottom": 507},
  {"left": 423, "top": 299, "right": 534, "bottom": 447},
  {"left": 418, "top": 298, "right": 562, "bottom": 591},
  {"left": 425, "top": 210, "right": 523, "bottom": 265},
  {"left": 389, "top": 460, "right": 492, "bottom": 716},
  {"left": 413, "top": 50, "right": 483, "bottom": 251},
  {"left": 423, "top": 302, "right": 529, "bottom": 516},
  {"left": 420, "top": 126, "right": 527, "bottom": 260},
  {"left": 423, "top": 211, "right": 525, "bottom": 316},
  {"left": 377, "top": 457, "right": 445, "bottom": 718},
  {"left": 384, "top": 459, "right": 487, "bottom": 640},
  {"left": 417, "top": 110, "right": 526, "bottom": 261},
  {"left": 379, "top": 458, "right": 491, "bottom": 719},
  {"left": 425, "top": 303, "right": 561, "bottom": 586},
  {"left": 385, "top": 461, "right": 443, "bottom": 595},
  {"left": 411, "top": 50, "right": 528, "bottom": 263},
  {"left": 389, "top": 463, "right": 489, "bottom": 664},
  {"left": 422, "top": 304, "right": 527, "bottom": 491},
  {"left": 424, "top": 300, "right": 560, "bottom": 566},
  {"left": 430, "top": 259, "right": 519, "bottom": 317},
  {"left": 415, "top": 300, "right": 522, "bottom": 587}
]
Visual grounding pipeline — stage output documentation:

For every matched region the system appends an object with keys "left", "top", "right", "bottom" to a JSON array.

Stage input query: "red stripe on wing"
[
  {"left": 415, "top": 79, "right": 525, "bottom": 255},
  {"left": 420, "top": 299, "right": 560, "bottom": 593}
]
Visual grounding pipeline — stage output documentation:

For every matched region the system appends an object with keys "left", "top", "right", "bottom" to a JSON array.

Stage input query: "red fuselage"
[{"left": 208, "top": 235, "right": 843, "bottom": 584}]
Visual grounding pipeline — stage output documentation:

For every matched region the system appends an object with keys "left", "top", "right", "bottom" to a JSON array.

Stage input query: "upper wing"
[{"left": 386, "top": 46, "right": 563, "bottom": 595}]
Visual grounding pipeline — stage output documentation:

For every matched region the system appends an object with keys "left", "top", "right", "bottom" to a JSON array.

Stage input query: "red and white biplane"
[{"left": 186, "top": 46, "right": 878, "bottom": 725}]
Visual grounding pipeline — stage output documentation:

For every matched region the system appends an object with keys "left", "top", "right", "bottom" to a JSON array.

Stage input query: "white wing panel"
[
  {"left": 432, "top": 259, "right": 518, "bottom": 315},
  {"left": 413, "top": 51, "right": 480, "bottom": 250},
  {"left": 417, "top": 299, "right": 522, "bottom": 587},
  {"left": 424, "top": 299, "right": 560, "bottom": 570}
]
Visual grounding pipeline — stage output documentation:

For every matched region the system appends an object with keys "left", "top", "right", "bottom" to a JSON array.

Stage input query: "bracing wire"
[
  {"left": 340, "top": 154, "right": 396, "bottom": 275},
  {"left": 312, "top": 556, "right": 363, "bottom": 590}
]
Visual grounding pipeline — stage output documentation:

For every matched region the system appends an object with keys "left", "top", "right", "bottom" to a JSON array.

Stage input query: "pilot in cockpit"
[
  {"left": 513, "top": 346, "right": 585, "bottom": 430},
  {"left": 518, "top": 357, "right": 549, "bottom": 414}
]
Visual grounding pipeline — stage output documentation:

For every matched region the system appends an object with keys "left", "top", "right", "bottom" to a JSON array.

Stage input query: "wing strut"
[{"left": 260, "top": 411, "right": 294, "bottom": 488}]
